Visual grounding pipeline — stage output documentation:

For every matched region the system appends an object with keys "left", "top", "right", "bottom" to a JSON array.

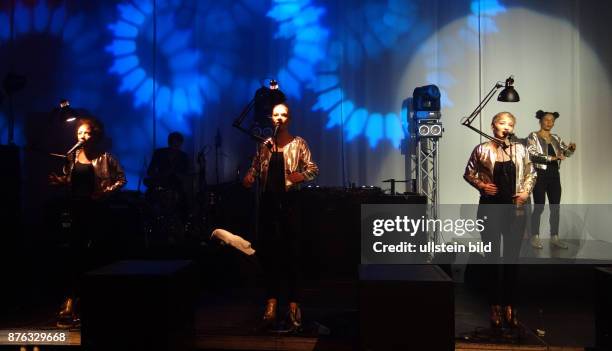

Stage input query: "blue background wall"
[{"left": 1, "top": 0, "right": 611, "bottom": 204}]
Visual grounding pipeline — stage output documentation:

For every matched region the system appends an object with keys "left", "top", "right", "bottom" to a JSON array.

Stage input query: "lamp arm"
[
  {"left": 232, "top": 97, "right": 255, "bottom": 128},
  {"left": 231, "top": 97, "right": 272, "bottom": 146},
  {"left": 463, "top": 82, "right": 503, "bottom": 126},
  {"left": 461, "top": 81, "right": 506, "bottom": 146}
]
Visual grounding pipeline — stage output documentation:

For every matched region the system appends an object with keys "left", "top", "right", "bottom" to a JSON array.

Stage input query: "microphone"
[
  {"left": 66, "top": 140, "right": 84, "bottom": 155},
  {"left": 272, "top": 123, "right": 280, "bottom": 139}
]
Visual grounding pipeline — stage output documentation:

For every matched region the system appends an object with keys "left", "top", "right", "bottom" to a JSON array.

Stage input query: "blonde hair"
[{"left": 491, "top": 111, "right": 516, "bottom": 126}]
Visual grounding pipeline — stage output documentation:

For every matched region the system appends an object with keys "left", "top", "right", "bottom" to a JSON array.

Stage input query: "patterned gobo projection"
[
  {"left": 0, "top": 0, "right": 104, "bottom": 145},
  {"left": 106, "top": 0, "right": 328, "bottom": 139}
]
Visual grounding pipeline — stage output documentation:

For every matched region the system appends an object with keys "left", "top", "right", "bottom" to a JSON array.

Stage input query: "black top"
[
  {"left": 543, "top": 143, "right": 560, "bottom": 176},
  {"left": 490, "top": 160, "right": 516, "bottom": 204},
  {"left": 72, "top": 161, "right": 95, "bottom": 199},
  {"left": 265, "top": 152, "right": 285, "bottom": 194}
]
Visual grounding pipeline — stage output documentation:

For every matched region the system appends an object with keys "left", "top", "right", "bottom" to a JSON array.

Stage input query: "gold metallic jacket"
[
  {"left": 526, "top": 132, "right": 574, "bottom": 170},
  {"left": 248, "top": 136, "right": 319, "bottom": 191},
  {"left": 60, "top": 149, "right": 127, "bottom": 194},
  {"left": 464, "top": 141, "right": 537, "bottom": 195}
]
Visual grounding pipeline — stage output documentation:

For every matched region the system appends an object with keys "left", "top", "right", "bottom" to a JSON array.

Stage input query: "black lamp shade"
[{"left": 497, "top": 86, "right": 520, "bottom": 102}]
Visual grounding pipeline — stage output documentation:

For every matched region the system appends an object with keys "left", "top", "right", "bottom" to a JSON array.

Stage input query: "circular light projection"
[
  {"left": 400, "top": 2, "right": 612, "bottom": 205},
  {"left": 106, "top": 0, "right": 328, "bottom": 137},
  {"left": 106, "top": 0, "right": 204, "bottom": 135},
  {"left": 308, "top": 1, "right": 419, "bottom": 149},
  {"left": 0, "top": 0, "right": 104, "bottom": 145},
  {"left": 268, "top": 0, "right": 330, "bottom": 98}
]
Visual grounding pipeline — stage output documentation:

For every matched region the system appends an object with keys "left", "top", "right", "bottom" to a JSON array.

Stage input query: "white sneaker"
[
  {"left": 530, "top": 235, "right": 543, "bottom": 249},
  {"left": 550, "top": 235, "right": 569, "bottom": 249}
]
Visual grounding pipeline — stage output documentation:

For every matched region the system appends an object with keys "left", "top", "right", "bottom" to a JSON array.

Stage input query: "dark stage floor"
[{"left": 0, "top": 263, "right": 601, "bottom": 350}]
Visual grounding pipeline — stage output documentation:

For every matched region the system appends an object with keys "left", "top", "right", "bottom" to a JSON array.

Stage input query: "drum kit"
[{"left": 141, "top": 172, "right": 254, "bottom": 248}]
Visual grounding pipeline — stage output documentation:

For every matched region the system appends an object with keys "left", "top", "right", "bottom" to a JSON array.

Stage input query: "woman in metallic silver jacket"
[
  {"left": 464, "top": 112, "right": 537, "bottom": 330},
  {"left": 527, "top": 110, "right": 576, "bottom": 250},
  {"left": 243, "top": 103, "right": 318, "bottom": 333}
]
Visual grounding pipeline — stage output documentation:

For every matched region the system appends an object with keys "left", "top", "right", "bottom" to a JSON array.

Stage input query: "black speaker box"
[
  {"left": 81, "top": 260, "right": 197, "bottom": 351},
  {"left": 359, "top": 264, "right": 454, "bottom": 351}
]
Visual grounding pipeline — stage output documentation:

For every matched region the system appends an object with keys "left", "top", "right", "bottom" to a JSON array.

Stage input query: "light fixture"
[
  {"left": 497, "top": 76, "right": 520, "bottom": 102},
  {"left": 56, "top": 99, "right": 79, "bottom": 122},
  {"left": 412, "top": 84, "right": 441, "bottom": 112},
  {"left": 461, "top": 75, "right": 520, "bottom": 144},
  {"left": 417, "top": 120, "right": 444, "bottom": 138},
  {"left": 412, "top": 84, "right": 444, "bottom": 139},
  {"left": 232, "top": 79, "right": 286, "bottom": 143}
]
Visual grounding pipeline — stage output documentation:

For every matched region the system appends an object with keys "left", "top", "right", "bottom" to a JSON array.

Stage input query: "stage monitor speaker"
[
  {"left": 359, "top": 264, "right": 454, "bottom": 351},
  {"left": 595, "top": 266, "right": 612, "bottom": 350},
  {"left": 81, "top": 260, "right": 196, "bottom": 351}
]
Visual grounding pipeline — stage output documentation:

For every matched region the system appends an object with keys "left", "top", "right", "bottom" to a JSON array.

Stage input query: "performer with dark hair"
[
  {"left": 464, "top": 112, "right": 536, "bottom": 330},
  {"left": 48, "top": 117, "right": 126, "bottom": 327},
  {"left": 243, "top": 102, "right": 318, "bottom": 332},
  {"left": 527, "top": 110, "right": 576, "bottom": 249},
  {"left": 49, "top": 117, "right": 127, "bottom": 201},
  {"left": 146, "top": 131, "right": 190, "bottom": 190}
]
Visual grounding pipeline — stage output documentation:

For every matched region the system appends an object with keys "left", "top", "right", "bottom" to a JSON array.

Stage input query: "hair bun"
[
  {"left": 553, "top": 112, "right": 560, "bottom": 118},
  {"left": 535, "top": 110, "right": 545, "bottom": 119}
]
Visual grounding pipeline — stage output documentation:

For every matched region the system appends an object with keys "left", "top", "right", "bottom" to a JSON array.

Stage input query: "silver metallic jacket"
[
  {"left": 60, "top": 149, "right": 127, "bottom": 194},
  {"left": 464, "top": 141, "right": 537, "bottom": 195},
  {"left": 248, "top": 136, "right": 319, "bottom": 191},
  {"left": 526, "top": 132, "right": 574, "bottom": 170}
]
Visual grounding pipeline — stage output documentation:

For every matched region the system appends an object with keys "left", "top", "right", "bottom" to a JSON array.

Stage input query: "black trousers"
[
  {"left": 531, "top": 170, "right": 562, "bottom": 235},
  {"left": 477, "top": 198, "right": 525, "bottom": 305},
  {"left": 258, "top": 192, "right": 301, "bottom": 302}
]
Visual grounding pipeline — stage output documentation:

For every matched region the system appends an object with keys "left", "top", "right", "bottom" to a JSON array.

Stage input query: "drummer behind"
[{"left": 146, "top": 131, "right": 190, "bottom": 191}]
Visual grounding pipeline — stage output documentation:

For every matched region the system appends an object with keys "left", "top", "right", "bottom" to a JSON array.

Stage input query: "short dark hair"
[
  {"left": 168, "top": 131, "right": 184, "bottom": 145},
  {"left": 535, "top": 110, "right": 560, "bottom": 119}
]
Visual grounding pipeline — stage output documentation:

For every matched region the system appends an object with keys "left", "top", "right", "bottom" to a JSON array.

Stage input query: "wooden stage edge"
[
  {"left": 455, "top": 342, "right": 584, "bottom": 351},
  {"left": 0, "top": 330, "right": 587, "bottom": 350}
]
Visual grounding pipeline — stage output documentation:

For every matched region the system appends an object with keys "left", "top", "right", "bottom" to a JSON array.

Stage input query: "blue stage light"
[
  {"left": 310, "top": 1, "right": 418, "bottom": 149},
  {"left": 0, "top": 1, "right": 104, "bottom": 146}
]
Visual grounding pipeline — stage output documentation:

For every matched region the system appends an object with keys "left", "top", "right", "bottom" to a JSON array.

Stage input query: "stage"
[{"left": 0, "top": 263, "right": 602, "bottom": 350}]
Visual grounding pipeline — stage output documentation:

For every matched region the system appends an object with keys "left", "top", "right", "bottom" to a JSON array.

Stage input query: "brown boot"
[
  {"left": 490, "top": 305, "right": 503, "bottom": 329},
  {"left": 258, "top": 298, "right": 277, "bottom": 331},
  {"left": 286, "top": 302, "right": 302, "bottom": 333},
  {"left": 504, "top": 305, "right": 519, "bottom": 329},
  {"left": 57, "top": 297, "right": 74, "bottom": 328}
]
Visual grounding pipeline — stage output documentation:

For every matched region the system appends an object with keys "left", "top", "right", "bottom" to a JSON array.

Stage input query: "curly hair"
[
  {"left": 535, "top": 110, "right": 560, "bottom": 120},
  {"left": 77, "top": 117, "right": 105, "bottom": 141}
]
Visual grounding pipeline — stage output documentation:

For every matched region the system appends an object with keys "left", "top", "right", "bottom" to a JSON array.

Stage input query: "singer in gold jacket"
[
  {"left": 464, "top": 138, "right": 537, "bottom": 198},
  {"left": 463, "top": 112, "right": 536, "bottom": 331},
  {"left": 243, "top": 103, "right": 318, "bottom": 333}
]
